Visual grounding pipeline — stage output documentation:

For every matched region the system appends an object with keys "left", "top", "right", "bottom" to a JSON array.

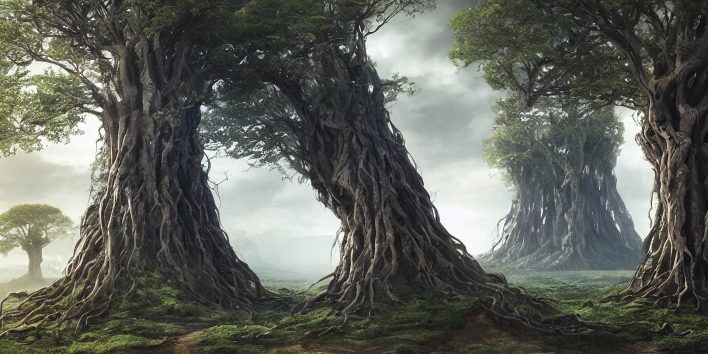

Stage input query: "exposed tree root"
[{"left": 528, "top": 0, "right": 708, "bottom": 311}]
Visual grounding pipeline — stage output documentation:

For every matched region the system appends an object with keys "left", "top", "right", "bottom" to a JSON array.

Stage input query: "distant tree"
[
  {"left": 481, "top": 95, "right": 642, "bottom": 270},
  {"left": 451, "top": 0, "right": 708, "bottom": 308},
  {"left": 450, "top": 0, "right": 642, "bottom": 270},
  {"left": 0, "top": 204, "right": 72, "bottom": 281}
]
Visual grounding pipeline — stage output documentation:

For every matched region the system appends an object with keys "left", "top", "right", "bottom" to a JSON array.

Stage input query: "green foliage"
[
  {"left": 382, "top": 72, "right": 418, "bottom": 105},
  {"left": 0, "top": 62, "right": 84, "bottom": 156},
  {"left": 450, "top": 1, "right": 628, "bottom": 193},
  {"left": 203, "top": 0, "right": 431, "bottom": 175},
  {"left": 67, "top": 334, "right": 164, "bottom": 354},
  {"left": 0, "top": 204, "right": 73, "bottom": 255},
  {"left": 483, "top": 96, "right": 623, "bottom": 189},
  {"left": 202, "top": 82, "right": 301, "bottom": 175},
  {"left": 449, "top": 0, "right": 640, "bottom": 108}
]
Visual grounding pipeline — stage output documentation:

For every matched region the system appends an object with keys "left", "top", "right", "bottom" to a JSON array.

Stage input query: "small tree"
[{"left": 0, "top": 204, "right": 72, "bottom": 281}]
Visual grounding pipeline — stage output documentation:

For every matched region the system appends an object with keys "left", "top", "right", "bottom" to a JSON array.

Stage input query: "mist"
[{"left": 0, "top": 2, "right": 653, "bottom": 287}]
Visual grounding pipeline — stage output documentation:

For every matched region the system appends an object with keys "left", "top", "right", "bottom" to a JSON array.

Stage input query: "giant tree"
[
  {"left": 0, "top": 0, "right": 264, "bottom": 335},
  {"left": 0, "top": 204, "right": 73, "bottom": 282},
  {"left": 203, "top": 0, "right": 568, "bottom": 329},
  {"left": 450, "top": 0, "right": 642, "bottom": 271},
  {"left": 481, "top": 96, "right": 642, "bottom": 270},
  {"left": 452, "top": 0, "right": 708, "bottom": 308}
]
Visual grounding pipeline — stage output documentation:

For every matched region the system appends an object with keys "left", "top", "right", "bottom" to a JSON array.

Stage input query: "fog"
[{"left": 0, "top": 2, "right": 654, "bottom": 285}]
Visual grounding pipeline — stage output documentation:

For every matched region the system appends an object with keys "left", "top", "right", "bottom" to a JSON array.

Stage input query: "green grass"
[{"left": 1, "top": 270, "right": 707, "bottom": 353}]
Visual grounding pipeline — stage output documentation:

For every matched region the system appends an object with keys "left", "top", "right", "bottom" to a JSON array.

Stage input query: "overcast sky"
[{"left": 0, "top": 1, "right": 654, "bottom": 282}]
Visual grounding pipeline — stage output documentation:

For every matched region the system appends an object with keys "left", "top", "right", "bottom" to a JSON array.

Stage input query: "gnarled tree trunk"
[
  {"left": 274, "top": 39, "right": 558, "bottom": 329},
  {"left": 1, "top": 35, "right": 262, "bottom": 336},
  {"left": 624, "top": 71, "right": 708, "bottom": 307}
]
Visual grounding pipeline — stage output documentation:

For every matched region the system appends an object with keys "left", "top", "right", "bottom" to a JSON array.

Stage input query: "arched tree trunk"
[
  {"left": 24, "top": 246, "right": 43, "bottom": 282},
  {"left": 1, "top": 35, "right": 263, "bottom": 336},
  {"left": 272, "top": 41, "right": 560, "bottom": 329},
  {"left": 623, "top": 71, "right": 708, "bottom": 307}
]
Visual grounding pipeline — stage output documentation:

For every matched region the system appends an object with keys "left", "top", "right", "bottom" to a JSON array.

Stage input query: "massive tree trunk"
[
  {"left": 624, "top": 69, "right": 708, "bottom": 307},
  {"left": 483, "top": 155, "right": 642, "bottom": 270},
  {"left": 272, "top": 38, "right": 557, "bottom": 328},
  {"left": 24, "top": 246, "right": 43, "bottom": 282},
  {"left": 1, "top": 35, "right": 262, "bottom": 336}
]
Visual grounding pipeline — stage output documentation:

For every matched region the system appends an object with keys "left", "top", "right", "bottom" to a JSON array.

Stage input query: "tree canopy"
[
  {"left": 0, "top": 204, "right": 72, "bottom": 255},
  {"left": 484, "top": 96, "right": 624, "bottom": 190},
  {"left": 449, "top": 0, "right": 641, "bottom": 108}
]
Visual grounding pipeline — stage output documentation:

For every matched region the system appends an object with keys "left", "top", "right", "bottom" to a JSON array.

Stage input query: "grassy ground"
[{"left": 0, "top": 271, "right": 707, "bottom": 353}]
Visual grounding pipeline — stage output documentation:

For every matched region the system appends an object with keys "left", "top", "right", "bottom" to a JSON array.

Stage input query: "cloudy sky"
[{"left": 0, "top": 1, "right": 654, "bottom": 282}]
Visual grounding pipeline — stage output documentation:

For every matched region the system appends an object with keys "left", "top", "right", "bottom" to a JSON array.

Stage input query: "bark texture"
[
  {"left": 0, "top": 25, "right": 262, "bottom": 336},
  {"left": 564, "top": 2, "right": 708, "bottom": 308},
  {"left": 627, "top": 70, "right": 708, "bottom": 307}
]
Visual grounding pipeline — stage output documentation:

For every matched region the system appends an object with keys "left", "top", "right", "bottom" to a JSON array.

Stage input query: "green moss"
[
  {"left": 520, "top": 277, "right": 708, "bottom": 353},
  {"left": 80, "top": 319, "right": 184, "bottom": 340},
  {"left": 656, "top": 330, "right": 708, "bottom": 352},
  {"left": 115, "top": 272, "right": 203, "bottom": 319},
  {"left": 197, "top": 343, "right": 265, "bottom": 354},
  {"left": 190, "top": 293, "right": 481, "bottom": 353},
  {"left": 200, "top": 324, "right": 271, "bottom": 345},
  {"left": 465, "top": 342, "right": 521, "bottom": 354},
  {"left": 0, "top": 339, "right": 42, "bottom": 354},
  {"left": 67, "top": 334, "right": 163, "bottom": 353},
  {"left": 63, "top": 317, "right": 183, "bottom": 353},
  {"left": 9, "top": 271, "right": 708, "bottom": 353},
  {"left": 196, "top": 325, "right": 273, "bottom": 353}
]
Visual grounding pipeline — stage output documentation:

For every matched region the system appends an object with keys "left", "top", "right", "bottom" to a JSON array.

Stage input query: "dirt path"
[{"left": 129, "top": 310, "right": 662, "bottom": 353}]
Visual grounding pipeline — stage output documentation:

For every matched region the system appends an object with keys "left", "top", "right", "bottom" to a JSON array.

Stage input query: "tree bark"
[
  {"left": 528, "top": 0, "right": 708, "bottom": 309},
  {"left": 624, "top": 70, "right": 708, "bottom": 307},
  {"left": 25, "top": 246, "right": 43, "bottom": 282}
]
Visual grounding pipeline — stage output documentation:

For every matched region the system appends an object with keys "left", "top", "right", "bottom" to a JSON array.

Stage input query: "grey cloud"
[{"left": 389, "top": 74, "right": 499, "bottom": 168}]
